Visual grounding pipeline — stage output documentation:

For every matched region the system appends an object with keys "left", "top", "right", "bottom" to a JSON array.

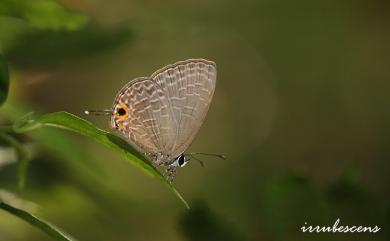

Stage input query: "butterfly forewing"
[
  {"left": 151, "top": 59, "right": 216, "bottom": 158},
  {"left": 112, "top": 59, "right": 216, "bottom": 164}
]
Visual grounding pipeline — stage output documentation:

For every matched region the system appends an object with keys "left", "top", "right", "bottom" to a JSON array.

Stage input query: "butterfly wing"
[
  {"left": 151, "top": 59, "right": 217, "bottom": 158},
  {"left": 111, "top": 59, "right": 216, "bottom": 163},
  {"left": 111, "top": 77, "right": 170, "bottom": 156}
]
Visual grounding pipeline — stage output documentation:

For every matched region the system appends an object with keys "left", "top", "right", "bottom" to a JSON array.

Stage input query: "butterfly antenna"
[
  {"left": 84, "top": 110, "right": 112, "bottom": 116},
  {"left": 189, "top": 152, "right": 226, "bottom": 160},
  {"left": 186, "top": 152, "right": 226, "bottom": 167},
  {"left": 186, "top": 154, "right": 205, "bottom": 167}
]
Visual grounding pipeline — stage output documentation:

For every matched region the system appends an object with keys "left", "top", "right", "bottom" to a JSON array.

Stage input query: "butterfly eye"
[
  {"left": 117, "top": 108, "right": 126, "bottom": 116},
  {"left": 178, "top": 155, "right": 187, "bottom": 167}
]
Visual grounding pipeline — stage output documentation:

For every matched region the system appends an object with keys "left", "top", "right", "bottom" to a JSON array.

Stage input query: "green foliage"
[
  {"left": 0, "top": 200, "right": 74, "bottom": 241},
  {"left": 0, "top": 0, "right": 88, "bottom": 31},
  {"left": 0, "top": 133, "right": 29, "bottom": 192},
  {"left": 0, "top": 0, "right": 90, "bottom": 54},
  {"left": 0, "top": 3, "right": 185, "bottom": 240},
  {"left": 0, "top": 109, "right": 189, "bottom": 240},
  {"left": 0, "top": 54, "right": 9, "bottom": 106},
  {"left": 12, "top": 111, "right": 189, "bottom": 208}
]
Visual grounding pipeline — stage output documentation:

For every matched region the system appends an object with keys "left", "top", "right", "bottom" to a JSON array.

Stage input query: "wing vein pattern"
[{"left": 113, "top": 59, "right": 216, "bottom": 163}]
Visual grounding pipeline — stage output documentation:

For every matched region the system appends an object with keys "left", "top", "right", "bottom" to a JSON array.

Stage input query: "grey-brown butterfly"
[{"left": 85, "top": 59, "right": 223, "bottom": 181}]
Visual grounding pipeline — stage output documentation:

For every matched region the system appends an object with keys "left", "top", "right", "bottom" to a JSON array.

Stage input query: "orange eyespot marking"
[{"left": 115, "top": 102, "right": 129, "bottom": 121}]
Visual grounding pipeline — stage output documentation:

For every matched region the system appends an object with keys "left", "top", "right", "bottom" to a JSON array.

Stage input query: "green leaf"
[
  {"left": 23, "top": 0, "right": 88, "bottom": 31},
  {"left": 0, "top": 200, "right": 75, "bottom": 241},
  {"left": 0, "top": 103, "right": 137, "bottom": 212},
  {"left": 0, "top": 0, "right": 88, "bottom": 31},
  {"left": 0, "top": 54, "right": 9, "bottom": 106},
  {"left": 0, "top": 133, "right": 29, "bottom": 193},
  {"left": 13, "top": 111, "right": 189, "bottom": 208}
]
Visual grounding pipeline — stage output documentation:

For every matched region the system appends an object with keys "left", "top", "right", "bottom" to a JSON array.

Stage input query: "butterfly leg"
[
  {"left": 164, "top": 166, "right": 177, "bottom": 183},
  {"left": 154, "top": 152, "right": 167, "bottom": 166},
  {"left": 144, "top": 152, "right": 165, "bottom": 165}
]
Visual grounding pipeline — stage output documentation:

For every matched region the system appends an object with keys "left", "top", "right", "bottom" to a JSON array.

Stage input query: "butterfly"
[{"left": 86, "top": 59, "right": 224, "bottom": 181}]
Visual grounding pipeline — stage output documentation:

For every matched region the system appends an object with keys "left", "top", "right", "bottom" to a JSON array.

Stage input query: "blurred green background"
[{"left": 0, "top": 0, "right": 389, "bottom": 240}]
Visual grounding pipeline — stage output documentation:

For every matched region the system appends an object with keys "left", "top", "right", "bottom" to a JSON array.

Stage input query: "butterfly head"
[
  {"left": 110, "top": 101, "right": 130, "bottom": 130},
  {"left": 170, "top": 154, "right": 189, "bottom": 168}
]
